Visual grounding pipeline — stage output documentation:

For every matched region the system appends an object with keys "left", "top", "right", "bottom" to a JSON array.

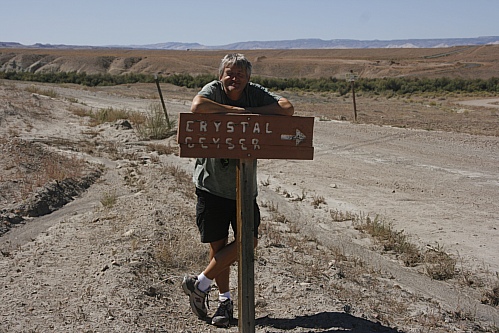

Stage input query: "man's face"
[{"left": 220, "top": 65, "right": 249, "bottom": 99}]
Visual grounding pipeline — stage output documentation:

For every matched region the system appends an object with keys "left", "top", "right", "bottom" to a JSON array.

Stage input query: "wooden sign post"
[
  {"left": 178, "top": 113, "right": 314, "bottom": 332},
  {"left": 236, "top": 158, "right": 255, "bottom": 332}
]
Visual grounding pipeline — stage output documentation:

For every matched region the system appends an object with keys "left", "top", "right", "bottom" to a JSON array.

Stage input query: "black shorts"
[{"left": 195, "top": 188, "right": 260, "bottom": 243}]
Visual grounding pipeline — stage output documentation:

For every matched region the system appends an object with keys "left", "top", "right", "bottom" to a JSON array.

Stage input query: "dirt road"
[
  {"left": 260, "top": 119, "right": 499, "bottom": 272},
  {"left": 457, "top": 98, "right": 499, "bottom": 109}
]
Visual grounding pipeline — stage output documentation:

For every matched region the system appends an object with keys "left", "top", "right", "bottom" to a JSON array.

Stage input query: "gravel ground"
[{"left": 1, "top": 80, "right": 498, "bottom": 332}]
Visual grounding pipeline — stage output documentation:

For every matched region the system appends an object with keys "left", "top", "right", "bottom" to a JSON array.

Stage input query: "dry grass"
[
  {"left": 424, "top": 247, "right": 457, "bottom": 280},
  {"left": 161, "top": 164, "right": 195, "bottom": 200},
  {"left": 311, "top": 194, "right": 326, "bottom": 208},
  {"left": 135, "top": 103, "right": 176, "bottom": 140},
  {"left": 89, "top": 107, "right": 133, "bottom": 126},
  {"left": 330, "top": 209, "right": 355, "bottom": 222},
  {"left": 260, "top": 210, "right": 417, "bottom": 327},
  {"left": 0, "top": 137, "right": 88, "bottom": 201},
  {"left": 151, "top": 210, "right": 207, "bottom": 274},
  {"left": 146, "top": 142, "right": 177, "bottom": 156},
  {"left": 258, "top": 204, "right": 499, "bottom": 331},
  {"left": 69, "top": 102, "right": 176, "bottom": 143},
  {"left": 100, "top": 191, "right": 117, "bottom": 208},
  {"left": 70, "top": 105, "right": 134, "bottom": 126},
  {"left": 482, "top": 283, "right": 499, "bottom": 306},
  {"left": 24, "top": 85, "right": 59, "bottom": 98},
  {"left": 352, "top": 214, "right": 458, "bottom": 274}
]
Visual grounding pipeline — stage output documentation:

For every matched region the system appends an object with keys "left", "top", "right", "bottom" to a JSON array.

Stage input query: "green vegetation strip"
[{"left": 1, "top": 70, "right": 498, "bottom": 94}]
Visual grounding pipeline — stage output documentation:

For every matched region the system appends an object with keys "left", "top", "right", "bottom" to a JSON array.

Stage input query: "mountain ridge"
[{"left": 2, "top": 36, "right": 499, "bottom": 50}]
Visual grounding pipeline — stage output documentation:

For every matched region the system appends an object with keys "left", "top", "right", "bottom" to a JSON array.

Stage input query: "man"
[{"left": 182, "top": 53, "right": 294, "bottom": 327}]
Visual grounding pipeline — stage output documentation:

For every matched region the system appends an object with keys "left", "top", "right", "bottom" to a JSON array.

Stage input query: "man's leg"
[
  {"left": 203, "top": 237, "right": 258, "bottom": 282},
  {"left": 208, "top": 237, "right": 230, "bottom": 293},
  {"left": 205, "top": 237, "right": 258, "bottom": 327},
  {"left": 203, "top": 240, "right": 236, "bottom": 282}
]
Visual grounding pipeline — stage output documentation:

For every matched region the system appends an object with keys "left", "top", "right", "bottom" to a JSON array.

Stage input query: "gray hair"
[{"left": 218, "top": 53, "right": 252, "bottom": 78}]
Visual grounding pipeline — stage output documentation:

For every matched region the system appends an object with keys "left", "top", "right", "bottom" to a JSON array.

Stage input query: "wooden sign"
[
  {"left": 177, "top": 113, "right": 314, "bottom": 160},
  {"left": 177, "top": 112, "right": 314, "bottom": 332},
  {"left": 345, "top": 73, "right": 359, "bottom": 82}
]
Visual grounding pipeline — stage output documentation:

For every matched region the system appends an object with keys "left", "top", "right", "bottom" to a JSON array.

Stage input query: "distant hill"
[
  {"left": 2, "top": 36, "right": 499, "bottom": 50},
  {"left": 213, "top": 36, "right": 499, "bottom": 50}
]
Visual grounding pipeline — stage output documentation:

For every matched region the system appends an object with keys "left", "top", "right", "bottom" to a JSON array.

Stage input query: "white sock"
[
  {"left": 219, "top": 291, "right": 231, "bottom": 302},
  {"left": 197, "top": 272, "right": 212, "bottom": 292}
]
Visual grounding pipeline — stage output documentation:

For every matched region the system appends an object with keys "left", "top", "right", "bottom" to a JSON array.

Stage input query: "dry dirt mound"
[{"left": 0, "top": 166, "right": 101, "bottom": 236}]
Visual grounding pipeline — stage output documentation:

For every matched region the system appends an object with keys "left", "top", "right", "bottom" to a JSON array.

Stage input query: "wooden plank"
[
  {"left": 177, "top": 113, "right": 315, "bottom": 160},
  {"left": 179, "top": 143, "right": 314, "bottom": 160},
  {"left": 237, "top": 159, "right": 255, "bottom": 333}
]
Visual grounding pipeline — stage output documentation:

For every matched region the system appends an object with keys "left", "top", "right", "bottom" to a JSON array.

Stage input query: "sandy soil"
[{"left": 0, "top": 79, "right": 498, "bottom": 332}]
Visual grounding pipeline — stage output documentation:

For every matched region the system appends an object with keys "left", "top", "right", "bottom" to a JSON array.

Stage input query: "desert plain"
[{"left": 0, "top": 46, "right": 498, "bottom": 332}]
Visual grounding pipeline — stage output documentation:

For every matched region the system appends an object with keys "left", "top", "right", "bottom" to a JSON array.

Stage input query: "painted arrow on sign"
[
  {"left": 177, "top": 113, "right": 314, "bottom": 160},
  {"left": 281, "top": 129, "right": 307, "bottom": 145}
]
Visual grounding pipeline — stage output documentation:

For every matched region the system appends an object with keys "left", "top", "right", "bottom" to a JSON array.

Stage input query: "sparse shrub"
[
  {"left": 128, "top": 111, "right": 147, "bottom": 126},
  {"left": 154, "top": 242, "right": 173, "bottom": 265},
  {"left": 92, "top": 107, "right": 131, "bottom": 125},
  {"left": 69, "top": 105, "right": 92, "bottom": 117},
  {"left": 330, "top": 209, "right": 354, "bottom": 222},
  {"left": 136, "top": 103, "right": 176, "bottom": 140},
  {"left": 482, "top": 283, "right": 499, "bottom": 306},
  {"left": 65, "top": 97, "right": 79, "bottom": 103},
  {"left": 260, "top": 220, "right": 284, "bottom": 247},
  {"left": 260, "top": 200, "right": 278, "bottom": 212},
  {"left": 260, "top": 176, "right": 271, "bottom": 187},
  {"left": 311, "top": 194, "right": 325, "bottom": 208},
  {"left": 100, "top": 191, "right": 117, "bottom": 208},
  {"left": 146, "top": 142, "right": 176, "bottom": 155},
  {"left": 3, "top": 69, "right": 499, "bottom": 94},
  {"left": 273, "top": 212, "right": 288, "bottom": 223},
  {"left": 424, "top": 249, "right": 456, "bottom": 280},
  {"left": 24, "top": 85, "right": 59, "bottom": 98},
  {"left": 354, "top": 214, "right": 422, "bottom": 266}
]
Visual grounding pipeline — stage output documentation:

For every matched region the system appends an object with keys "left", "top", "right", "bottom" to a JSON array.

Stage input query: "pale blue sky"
[{"left": 1, "top": 0, "right": 498, "bottom": 46}]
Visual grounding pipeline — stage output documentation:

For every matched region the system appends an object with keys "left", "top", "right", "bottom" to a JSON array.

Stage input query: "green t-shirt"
[{"left": 193, "top": 80, "right": 282, "bottom": 200}]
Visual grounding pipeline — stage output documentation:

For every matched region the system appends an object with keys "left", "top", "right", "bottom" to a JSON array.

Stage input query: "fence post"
[{"left": 154, "top": 74, "right": 170, "bottom": 124}]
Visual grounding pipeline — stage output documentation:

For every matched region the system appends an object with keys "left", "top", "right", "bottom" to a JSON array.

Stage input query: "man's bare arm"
[
  {"left": 191, "top": 95, "right": 294, "bottom": 116},
  {"left": 247, "top": 98, "right": 294, "bottom": 116},
  {"left": 190, "top": 95, "right": 244, "bottom": 114}
]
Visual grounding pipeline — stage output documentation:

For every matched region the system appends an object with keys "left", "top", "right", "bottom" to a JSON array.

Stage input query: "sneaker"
[
  {"left": 182, "top": 275, "right": 209, "bottom": 319},
  {"left": 211, "top": 299, "right": 234, "bottom": 327}
]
